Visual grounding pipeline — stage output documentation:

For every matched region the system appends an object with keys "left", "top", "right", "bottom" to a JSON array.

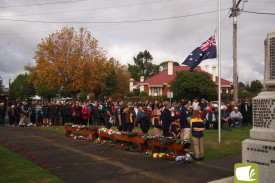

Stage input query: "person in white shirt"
[{"left": 230, "top": 107, "right": 243, "bottom": 127}]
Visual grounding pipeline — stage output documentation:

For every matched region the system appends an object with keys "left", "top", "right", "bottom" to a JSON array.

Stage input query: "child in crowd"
[
  {"left": 191, "top": 110, "right": 205, "bottom": 161},
  {"left": 153, "top": 111, "right": 162, "bottom": 136},
  {"left": 169, "top": 115, "right": 181, "bottom": 139},
  {"left": 127, "top": 107, "right": 135, "bottom": 132}
]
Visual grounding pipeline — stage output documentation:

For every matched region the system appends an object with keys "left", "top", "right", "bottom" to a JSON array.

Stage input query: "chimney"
[
  {"left": 212, "top": 65, "right": 216, "bottom": 82},
  {"left": 205, "top": 65, "right": 210, "bottom": 73},
  {"left": 140, "top": 76, "right": 144, "bottom": 82},
  {"left": 129, "top": 78, "right": 134, "bottom": 92},
  {"left": 168, "top": 61, "right": 173, "bottom": 75}
]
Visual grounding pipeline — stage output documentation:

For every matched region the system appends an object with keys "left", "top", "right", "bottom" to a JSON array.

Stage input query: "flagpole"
[{"left": 218, "top": 0, "right": 222, "bottom": 143}]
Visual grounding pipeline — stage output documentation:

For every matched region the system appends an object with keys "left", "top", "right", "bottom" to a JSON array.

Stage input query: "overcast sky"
[{"left": 0, "top": 0, "right": 274, "bottom": 87}]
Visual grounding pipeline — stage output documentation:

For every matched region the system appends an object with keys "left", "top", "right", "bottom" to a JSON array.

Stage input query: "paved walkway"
[{"left": 0, "top": 127, "right": 240, "bottom": 183}]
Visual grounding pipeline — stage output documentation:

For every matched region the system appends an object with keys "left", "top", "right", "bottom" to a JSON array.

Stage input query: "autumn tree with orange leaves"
[{"left": 26, "top": 27, "right": 108, "bottom": 100}]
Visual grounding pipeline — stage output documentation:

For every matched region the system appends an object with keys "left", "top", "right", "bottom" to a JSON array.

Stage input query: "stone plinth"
[
  {"left": 243, "top": 139, "right": 275, "bottom": 183},
  {"left": 250, "top": 91, "right": 275, "bottom": 142}
]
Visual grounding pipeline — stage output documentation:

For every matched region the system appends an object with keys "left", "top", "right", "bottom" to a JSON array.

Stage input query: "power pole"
[{"left": 231, "top": 0, "right": 242, "bottom": 105}]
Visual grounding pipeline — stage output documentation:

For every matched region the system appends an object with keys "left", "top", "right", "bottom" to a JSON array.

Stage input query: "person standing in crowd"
[
  {"left": 42, "top": 102, "right": 50, "bottom": 125},
  {"left": 0, "top": 103, "right": 5, "bottom": 126},
  {"left": 63, "top": 101, "right": 72, "bottom": 124},
  {"left": 171, "top": 100, "right": 179, "bottom": 111},
  {"left": 98, "top": 104, "right": 104, "bottom": 125},
  {"left": 92, "top": 101, "right": 98, "bottom": 126},
  {"left": 57, "top": 101, "right": 63, "bottom": 125},
  {"left": 190, "top": 110, "right": 205, "bottom": 161},
  {"left": 76, "top": 102, "right": 82, "bottom": 125},
  {"left": 103, "top": 97, "right": 114, "bottom": 129},
  {"left": 19, "top": 101, "right": 30, "bottom": 127},
  {"left": 180, "top": 100, "right": 190, "bottom": 140},
  {"left": 36, "top": 106, "right": 43, "bottom": 126},
  {"left": 192, "top": 98, "right": 199, "bottom": 110},
  {"left": 137, "top": 106, "right": 150, "bottom": 134},
  {"left": 15, "top": 102, "right": 21, "bottom": 126},
  {"left": 153, "top": 110, "right": 162, "bottom": 136},
  {"left": 81, "top": 104, "right": 90, "bottom": 125},
  {"left": 71, "top": 103, "right": 76, "bottom": 124},
  {"left": 199, "top": 98, "right": 207, "bottom": 111},
  {"left": 240, "top": 100, "right": 252, "bottom": 126},
  {"left": 161, "top": 101, "right": 172, "bottom": 137},
  {"left": 30, "top": 103, "right": 36, "bottom": 125},
  {"left": 126, "top": 107, "right": 136, "bottom": 132},
  {"left": 230, "top": 107, "right": 243, "bottom": 127},
  {"left": 116, "top": 99, "right": 123, "bottom": 131},
  {"left": 121, "top": 105, "right": 128, "bottom": 131},
  {"left": 206, "top": 107, "right": 218, "bottom": 129},
  {"left": 87, "top": 101, "right": 93, "bottom": 125},
  {"left": 202, "top": 107, "right": 210, "bottom": 129},
  {"left": 169, "top": 115, "right": 181, "bottom": 139},
  {"left": 51, "top": 102, "right": 58, "bottom": 126},
  {"left": 221, "top": 106, "right": 232, "bottom": 129},
  {"left": 8, "top": 105, "right": 16, "bottom": 126}
]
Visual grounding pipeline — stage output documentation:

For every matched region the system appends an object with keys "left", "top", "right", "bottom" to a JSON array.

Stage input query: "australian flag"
[{"left": 182, "top": 35, "right": 217, "bottom": 71}]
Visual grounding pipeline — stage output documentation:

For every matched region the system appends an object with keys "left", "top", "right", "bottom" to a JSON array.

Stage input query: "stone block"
[
  {"left": 251, "top": 91, "right": 275, "bottom": 142},
  {"left": 242, "top": 139, "right": 275, "bottom": 183}
]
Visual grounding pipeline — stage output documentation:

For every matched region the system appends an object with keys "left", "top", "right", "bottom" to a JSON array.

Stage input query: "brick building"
[{"left": 129, "top": 61, "right": 232, "bottom": 96}]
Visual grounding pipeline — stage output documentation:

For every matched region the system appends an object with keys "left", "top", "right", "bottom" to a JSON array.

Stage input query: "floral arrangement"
[
  {"left": 97, "top": 128, "right": 114, "bottom": 135},
  {"left": 67, "top": 134, "right": 92, "bottom": 141},
  {"left": 120, "top": 132, "right": 139, "bottom": 137},
  {"left": 175, "top": 154, "right": 193, "bottom": 164},
  {"left": 151, "top": 153, "right": 176, "bottom": 161},
  {"left": 114, "top": 143, "right": 137, "bottom": 152},
  {"left": 64, "top": 123, "right": 101, "bottom": 131}
]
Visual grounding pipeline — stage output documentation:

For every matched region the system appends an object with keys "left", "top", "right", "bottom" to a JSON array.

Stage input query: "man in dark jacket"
[
  {"left": 161, "top": 101, "right": 172, "bottom": 137},
  {"left": 240, "top": 100, "right": 252, "bottom": 126},
  {"left": 180, "top": 100, "right": 190, "bottom": 140},
  {"left": 51, "top": 102, "right": 58, "bottom": 126},
  {"left": 63, "top": 101, "right": 72, "bottom": 125},
  {"left": 137, "top": 106, "right": 150, "bottom": 134}
]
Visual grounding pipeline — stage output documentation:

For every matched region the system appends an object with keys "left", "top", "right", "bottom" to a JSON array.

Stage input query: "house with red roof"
[{"left": 129, "top": 61, "right": 232, "bottom": 96}]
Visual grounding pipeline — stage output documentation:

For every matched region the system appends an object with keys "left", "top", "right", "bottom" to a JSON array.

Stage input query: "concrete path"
[{"left": 0, "top": 127, "right": 241, "bottom": 183}]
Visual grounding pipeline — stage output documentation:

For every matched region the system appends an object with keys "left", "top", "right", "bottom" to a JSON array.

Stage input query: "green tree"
[
  {"left": 238, "top": 82, "right": 248, "bottom": 92},
  {"left": 249, "top": 80, "right": 263, "bottom": 93},
  {"left": 159, "top": 61, "right": 180, "bottom": 72},
  {"left": 171, "top": 70, "right": 217, "bottom": 101},
  {"left": 9, "top": 73, "right": 36, "bottom": 100},
  {"left": 128, "top": 50, "right": 159, "bottom": 81},
  {"left": 36, "top": 85, "right": 59, "bottom": 100}
]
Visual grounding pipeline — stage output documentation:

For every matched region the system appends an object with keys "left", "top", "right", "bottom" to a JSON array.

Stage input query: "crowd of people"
[{"left": 0, "top": 97, "right": 252, "bottom": 160}]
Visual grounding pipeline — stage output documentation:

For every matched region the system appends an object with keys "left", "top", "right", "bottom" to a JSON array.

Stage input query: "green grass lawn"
[
  {"left": 0, "top": 146, "right": 63, "bottom": 183},
  {"left": 36, "top": 124, "right": 251, "bottom": 160}
]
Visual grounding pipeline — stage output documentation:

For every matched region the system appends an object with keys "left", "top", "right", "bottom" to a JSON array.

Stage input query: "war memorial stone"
[{"left": 242, "top": 30, "right": 275, "bottom": 183}]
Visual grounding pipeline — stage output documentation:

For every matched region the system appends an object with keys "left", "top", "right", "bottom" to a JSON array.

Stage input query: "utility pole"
[{"left": 231, "top": 0, "right": 242, "bottom": 105}]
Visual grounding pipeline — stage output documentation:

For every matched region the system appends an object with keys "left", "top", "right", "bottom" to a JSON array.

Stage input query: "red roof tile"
[{"left": 135, "top": 66, "right": 232, "bottom": 86}]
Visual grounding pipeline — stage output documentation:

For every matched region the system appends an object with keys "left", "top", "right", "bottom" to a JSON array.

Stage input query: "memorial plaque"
[
  {"left": 243, "top": 139, "right": 275, "bottom": 183},
  {"left": 250, "top": 92, "right": 275, "bottom": 141}
]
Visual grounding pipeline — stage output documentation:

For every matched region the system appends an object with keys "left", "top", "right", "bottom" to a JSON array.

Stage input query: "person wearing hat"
[
  {"left": 230, "top": 107, "right": 243, "bottom": 127},
  {"left": 8, "top": 105, "right": 16, "bottom": 126}
]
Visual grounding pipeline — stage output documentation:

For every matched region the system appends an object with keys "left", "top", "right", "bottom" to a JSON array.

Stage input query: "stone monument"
[{"left": 242, "top": 30, "right": 275, "bottom": 183}]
